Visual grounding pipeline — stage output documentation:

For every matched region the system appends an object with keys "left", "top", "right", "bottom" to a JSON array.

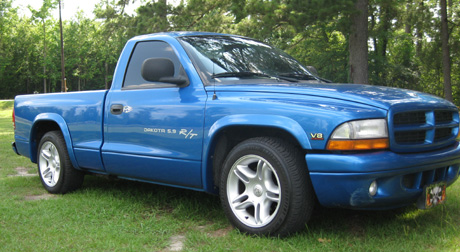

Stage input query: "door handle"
[{"left": 110, "top": 104, "right": 124, "bottom": 115}]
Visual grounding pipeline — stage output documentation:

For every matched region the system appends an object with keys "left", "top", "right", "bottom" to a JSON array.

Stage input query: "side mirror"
[{"left": 141, "top": 58, "right": 187, "bottom": 85}]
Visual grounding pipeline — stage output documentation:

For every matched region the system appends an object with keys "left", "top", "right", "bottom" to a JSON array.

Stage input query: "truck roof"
[{"left": 129, "top": 31, "right": 242, "bottom": 42}]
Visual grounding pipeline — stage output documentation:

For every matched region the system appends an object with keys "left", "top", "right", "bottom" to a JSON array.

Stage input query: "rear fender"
[{"left": 30, "top": 113, "right": 79, "bottom": 169}]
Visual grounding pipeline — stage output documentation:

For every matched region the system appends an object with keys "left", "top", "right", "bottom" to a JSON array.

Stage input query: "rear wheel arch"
[
  {"left": 29, "top": 115, "right": 79, "bottom": 169},
  {"left": 30, "top": 120, "right": 60, "bottom": 162}
]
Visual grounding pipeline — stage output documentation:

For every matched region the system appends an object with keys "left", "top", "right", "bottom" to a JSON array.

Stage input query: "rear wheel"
[
  {"left": 38, "top": 131, "right": 84, "bottom": 194},
  {"left": 219, "top": 137, "right": 315, "bottom": 236}
]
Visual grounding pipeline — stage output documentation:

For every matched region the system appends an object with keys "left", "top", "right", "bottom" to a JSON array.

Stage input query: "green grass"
[{"left": 1, "top": 100, "right": 460, "bottom": 251}]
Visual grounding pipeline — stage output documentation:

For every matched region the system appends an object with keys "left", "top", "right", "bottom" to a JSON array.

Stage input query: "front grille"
[
  {"left": 394, "top": 111, "right": 426, "bottom": 125},
  {"left": 435, "top": 128, "right": 452, "bottom": 141},
  {"left": 394, "top": 131, "right": 425, "bottom": 144},
  {"left": 391, "top": 109, "right": 458, "bottom": 151},
  {"left": 435, "top": 110, "right": 453, "bottom": 123}
]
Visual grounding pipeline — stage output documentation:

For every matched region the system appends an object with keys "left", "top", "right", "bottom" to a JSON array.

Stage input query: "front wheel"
[
  {"left": 219, "top": 137, "right": 315, "bottom": 236},
  {"left": 37, "top": 131, "right": 84, "bottom": 194}
]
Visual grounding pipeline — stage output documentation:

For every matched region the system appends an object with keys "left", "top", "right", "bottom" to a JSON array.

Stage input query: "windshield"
[{"left": 178, "top": 35, "right": 320, "bottom": 85}]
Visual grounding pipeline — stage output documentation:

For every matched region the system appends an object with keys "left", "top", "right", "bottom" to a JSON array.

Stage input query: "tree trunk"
[
  {"left": 415, "top": 1, "right": 424, "bottom": 57},
  {"left": 159, "top": 0, "right": 168, "bottom": 32},
  {"left": 43, "top": 19, "right": 47, "bottom": 93},
  {"left": 405, "top": 3, "right": 411, "bottom": 34},
  {"left": 379, "top": 3, "right": 391, "bottom": 59},
  {"left": 440, "top": 0, "right": 452, "bottom": 102},
  {"left": 104, "top": 61, "right": 109, "bottom": 89},
  {"left": 59, "top": 0, "right": 66, "bottom": 92},
  {"left": 348, "top": 0, "right": 369, "bottom": 84}
]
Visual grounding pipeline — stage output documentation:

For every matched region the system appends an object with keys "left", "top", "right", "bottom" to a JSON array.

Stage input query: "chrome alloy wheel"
[
  {"left": 38, "top": 141, "right": 61, "bottom": 187},
  {"left": 226, "top": 154, "right": 281, "bottom": 228}
]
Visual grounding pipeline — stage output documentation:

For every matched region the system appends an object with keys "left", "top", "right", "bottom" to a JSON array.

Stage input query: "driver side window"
[{"left": 123, "top": 41, "right": 185, "bottom": 89}]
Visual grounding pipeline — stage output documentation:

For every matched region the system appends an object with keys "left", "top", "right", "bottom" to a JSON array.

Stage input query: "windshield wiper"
[
  {"left": 212, "top": 71, "right": 298, "bottom": 82},
  {"left": 212, "top": 71, "right": 271, "bottom": 78},
  {"left": 277, "top": 73, "right": 332, "bottom": 83},
  {"left": 278, "top": 73, "right": 318, "bottom": 80}
]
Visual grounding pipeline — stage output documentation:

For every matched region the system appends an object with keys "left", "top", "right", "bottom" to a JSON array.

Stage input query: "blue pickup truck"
[{"left": 12, "top": 32, "right": 460, "bottom": 236}]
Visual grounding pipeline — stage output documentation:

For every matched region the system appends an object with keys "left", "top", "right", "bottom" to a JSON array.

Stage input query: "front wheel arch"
[{"left": 209, "top": 126, "right": 307, "bottom": 193}]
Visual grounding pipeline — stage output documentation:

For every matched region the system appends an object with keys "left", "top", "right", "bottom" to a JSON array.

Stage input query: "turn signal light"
[{"left": 326, "top": 138, "right": 389, "bottom": 151}]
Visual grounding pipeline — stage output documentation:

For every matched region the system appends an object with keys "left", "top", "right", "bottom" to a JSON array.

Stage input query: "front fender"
[
  {"left": 30, "top": 113, "right": 79, "bottom": 169},
  {"left": 207, "top": 114, "right": 312, "bottom": 149},
  {"left": 201, "top": 114, "right": 311, "bottom": 193}
]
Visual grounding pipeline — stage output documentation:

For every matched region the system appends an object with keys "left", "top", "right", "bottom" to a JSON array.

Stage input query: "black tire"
[
  {"left": 219, "top": 137, "right": 315, "bottom": 236},
  {"left": 37, "top": 131, "right": 84, "bottom": 194}
]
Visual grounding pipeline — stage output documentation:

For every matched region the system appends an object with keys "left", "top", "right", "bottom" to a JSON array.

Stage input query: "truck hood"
[{"left": 212, "top": 83, "right": 456, "bottom": 110}]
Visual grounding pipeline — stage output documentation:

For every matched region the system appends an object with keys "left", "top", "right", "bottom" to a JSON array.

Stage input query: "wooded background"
[{"left": 0, "top": 0, "right": 459, "bottom": 104}]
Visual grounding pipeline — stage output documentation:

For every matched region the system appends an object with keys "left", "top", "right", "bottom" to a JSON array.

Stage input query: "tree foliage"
[{"left": 1, "top": 0, "right": 459, "bottom": 104}]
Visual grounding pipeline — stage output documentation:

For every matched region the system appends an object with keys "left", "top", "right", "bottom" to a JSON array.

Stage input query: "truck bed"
[{"left": 14, "top": 90, "right": 108, "bottom": 171}]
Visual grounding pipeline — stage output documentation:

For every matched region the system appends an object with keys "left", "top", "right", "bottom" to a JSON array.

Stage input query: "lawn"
[{"left": 1, "top": 100, "right": 459, "bottom": 251}]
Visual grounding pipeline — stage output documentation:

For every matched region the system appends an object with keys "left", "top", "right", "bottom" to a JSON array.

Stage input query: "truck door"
[{"left": 102, "top": 40, "right": 206, "bottom": 188}]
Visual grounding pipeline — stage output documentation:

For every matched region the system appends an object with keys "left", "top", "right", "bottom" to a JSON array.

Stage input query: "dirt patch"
[
  {"left": 164, "top": 234, "right": 186, "bottom": 251},
  {"left": 8, "top": 167, "right": 37, "bottom": 177},
  {"left": 160, "top": 225, "right": 233, "bottom": 251},
  {"left": 195, "top": 225, "right": 233, "bottom": 238},
  {"left": 208, "top": 226, "right": 233, "bottom": 237},
  {"left": 24, "top": 194, "right": 55, "bottom": 201}
]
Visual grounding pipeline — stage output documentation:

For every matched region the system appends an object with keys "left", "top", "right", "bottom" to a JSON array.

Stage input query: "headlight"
[{"left": 327, "top": 119, "right": 389, "bottom": 151}]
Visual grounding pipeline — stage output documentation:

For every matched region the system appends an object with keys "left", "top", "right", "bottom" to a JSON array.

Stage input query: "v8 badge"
[{"left": 310, "top": 133, "right": 324, "bottom": 140}]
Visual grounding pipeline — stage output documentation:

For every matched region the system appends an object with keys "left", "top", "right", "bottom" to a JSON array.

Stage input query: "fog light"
[{"left": 369, "top": 180, "right": 378, "bottom": 197}]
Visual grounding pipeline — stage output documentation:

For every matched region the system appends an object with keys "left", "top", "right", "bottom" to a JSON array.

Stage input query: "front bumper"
[{"left": 306, "top": 142, "right": 460, "bottom": 209}]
